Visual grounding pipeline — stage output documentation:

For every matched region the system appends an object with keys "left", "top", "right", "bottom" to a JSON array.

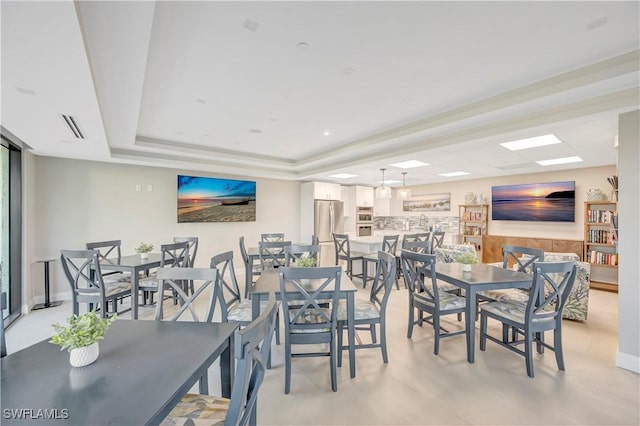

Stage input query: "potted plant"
[
  {"left": 135, "top": 242, "right": 154, "bottom": 259},
  {"left": 456, "top": 251, "right": 479, "bottom": 272},
  {"left": 50, "top": 311, "right": 117, "bottom": 367}
]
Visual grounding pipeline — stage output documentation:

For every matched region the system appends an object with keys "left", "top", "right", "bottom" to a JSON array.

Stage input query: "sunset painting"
[
  {"left": 492, "top": 181, "right": 575, "bottom": 222},
  {"left": 177, "top": 175, "right": 256, "bottom": 222}
]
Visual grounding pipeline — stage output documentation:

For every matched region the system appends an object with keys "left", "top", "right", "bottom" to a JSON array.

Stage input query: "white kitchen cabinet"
[
  {"left": 355, "top": 186, "right": 374, "bottom": 207},
  {"left": 374, "top": 197, "right": 391, "bottom": 216},
  {"left": 312, "top": 182, "right": 341, "bottom": 200}
]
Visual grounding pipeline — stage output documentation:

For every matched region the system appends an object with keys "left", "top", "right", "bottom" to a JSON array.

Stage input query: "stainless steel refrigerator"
[{"left": 314, "top": 200, "right": 344, "bottom": 242}]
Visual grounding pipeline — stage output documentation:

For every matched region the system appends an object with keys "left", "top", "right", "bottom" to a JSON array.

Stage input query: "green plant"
[
  {"left": 456, "top": 251, "right": 479, "bottom": 265},
  {"left": 135, "top": 242, "right": 154, "bottom": 253},
  {"left": 49, "top": 311, "right": 117, "bottom": 351},
  {"left": 294, "top": 255, "right": 317, "bottom": 268}
]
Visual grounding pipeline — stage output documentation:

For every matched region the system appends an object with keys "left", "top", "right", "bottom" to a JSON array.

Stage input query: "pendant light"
[
  {"left": 397, "top": 172, "right": 412, "bottom": 200},
  {"left": 375, "top": 168, "right": 392, "bottom": 199}
]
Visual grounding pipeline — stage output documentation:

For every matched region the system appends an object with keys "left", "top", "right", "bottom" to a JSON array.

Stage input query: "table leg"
[
  {"left": 465, "top": 288, "right": 477, "bottom": 363},
  {"left": 220, "top": 333, "right": 234, "bottom": 398},
  {"left": 198, "top": 372, "right": 209, "bottom": 395},
  {"left": 131, "top": 271, "right": 139, "bottom": 320},
  {"left": 347, "top": 292, "right": 356, "bottom": 378}
]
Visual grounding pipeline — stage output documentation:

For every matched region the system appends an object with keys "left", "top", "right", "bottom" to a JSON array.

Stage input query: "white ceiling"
[{"left": 2, "top": 1, "right": 639, "bottom": 187}]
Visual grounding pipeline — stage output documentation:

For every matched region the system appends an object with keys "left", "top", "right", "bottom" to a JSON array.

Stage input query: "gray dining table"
[
  {"left": 1, "top": 319, "right": 238, "bottom": 425},
  {"left": 428, "top": 262, "right": 532, "bottom": 363},
  {"left": 250, "top": 268, "right": 359, "bottom": 378},
  {"left": 100, "top": 253, "right": 163, "bottom": 319}
]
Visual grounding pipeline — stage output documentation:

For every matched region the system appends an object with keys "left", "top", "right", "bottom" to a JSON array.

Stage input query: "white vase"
[
  {"left": 462, "top": 264, "right": 472, "bottom": 272},
  {"left": 140, "top": 252, "right": 149, "bottom": 259},
  {"left": 69, "top": 342, "right": 99, "bottom": 367}
]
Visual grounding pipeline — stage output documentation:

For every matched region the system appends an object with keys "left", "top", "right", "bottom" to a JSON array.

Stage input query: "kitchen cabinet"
[
  {"left": 311, "top": 182, "right": 341, "bottom": 200},
  {"left": 374, "top": 197, "right": 390, "bottom": 216},
  {"left": 355, "top": 186, "right": 374, "bottom": 207}
]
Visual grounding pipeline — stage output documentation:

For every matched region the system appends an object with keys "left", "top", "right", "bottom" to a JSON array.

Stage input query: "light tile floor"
[{"left": 6, "top": 280, "right": 639, "bottom": 425}]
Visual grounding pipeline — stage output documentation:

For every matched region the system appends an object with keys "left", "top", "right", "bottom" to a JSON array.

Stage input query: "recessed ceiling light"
[
  {"left": 323, "top": 130, "right": 331, "bottom": 136},
  {"left": 243, "top": 19, "right": 260, "bottom": 32},
  {"left": 500, "top": 134, "right": 562, "bottom": 151},
  {"left": 438, "top": 171, "right": 470, "bottom": 177},
  {"left": 330, "top": 173, "right": 358, "bottom": 179},
  {"left": 536, "top": 156, "right": 583, "bottom": 166},
  {"left": 390, "top": 160, "right": 429, "bottom": 169},
  {"left": 249, "top": 128, "right": 262, "bottom": 134},
  {"left": 378, "top": 180, "right": 401, "bottom": 184}
]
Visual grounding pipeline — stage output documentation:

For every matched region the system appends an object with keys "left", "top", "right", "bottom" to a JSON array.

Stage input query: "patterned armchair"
[
  {"left": 433, "top": 244, "right": 478, "bottom": 264},
  {"left": 486, "top": 252, "right": 590, "bottom": 321}
]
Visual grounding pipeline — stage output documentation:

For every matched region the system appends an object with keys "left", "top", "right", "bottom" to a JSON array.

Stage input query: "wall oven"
[
  {"left": 357, "top": 224, "right": 372, "bottom": 237},
  {"left": 356, "top": 206, "right": 374, "bottom": 224}
]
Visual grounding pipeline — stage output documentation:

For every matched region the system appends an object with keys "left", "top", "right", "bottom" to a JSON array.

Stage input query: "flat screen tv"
[
  {"left": 491, "top": 180, "right": 575, "bottom": 222},
  {"left": 177, "top": 175, "right": 256, "bottom": 223}
]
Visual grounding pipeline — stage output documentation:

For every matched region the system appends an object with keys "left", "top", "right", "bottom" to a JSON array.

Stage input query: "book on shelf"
[
  {"left": 587, "top": 209, "right": 615, "bottom": 224},
  {"left": 589, "top": 250, "right": 618, "bottom": 266}
]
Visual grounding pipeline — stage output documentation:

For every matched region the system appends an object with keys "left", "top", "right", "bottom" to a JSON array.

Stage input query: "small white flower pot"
[
  {"left": 140, "top": 252, "right": 149, "bottom": 259},
  {"left": 69, "top": 342, "right": 99, "bottom": 368},
  {"left": 462, "top": 264, "right": 472, "bottom": 272}
]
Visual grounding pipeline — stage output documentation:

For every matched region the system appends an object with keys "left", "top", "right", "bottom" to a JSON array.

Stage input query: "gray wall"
[
  {"left": 28, "top": 157, "right": 300, "bottom": 305},
  {"left": 617, "top": 110, "right": 640, "bottom": 373}
]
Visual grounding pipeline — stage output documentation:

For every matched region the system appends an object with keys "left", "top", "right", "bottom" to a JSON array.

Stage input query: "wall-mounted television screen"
[
  {"left": 177, "top": 175, "right": 256, "bottom": 223},
  {"left": 491, "top": 180, "right": 575, "bottom": 222}
]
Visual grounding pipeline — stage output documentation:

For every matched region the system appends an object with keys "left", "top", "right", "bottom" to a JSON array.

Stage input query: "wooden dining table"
[
  {"left": 0, "top": 320, "right": 237, "bottom": 425},
  {"left": 100, "top": 253, "right": 164, "bottom": 319},
  {"left": 250, "top": 268, "right": 359, "bottom": 378},
  {"left": 427, "top": 262, "right": 532, "bottom": 363}
]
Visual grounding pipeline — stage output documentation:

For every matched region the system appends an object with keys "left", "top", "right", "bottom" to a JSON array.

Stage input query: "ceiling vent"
[{"left": 60, "top": 114, "right": 85, "bottom": 139}]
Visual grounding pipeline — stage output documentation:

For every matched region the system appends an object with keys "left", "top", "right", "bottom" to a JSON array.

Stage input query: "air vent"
[
  {"left": 59, "top": 114, "right": 85, "bottom": 139},
  {"left": 496, "top": 163, "right": 533, "bottom": 170}
]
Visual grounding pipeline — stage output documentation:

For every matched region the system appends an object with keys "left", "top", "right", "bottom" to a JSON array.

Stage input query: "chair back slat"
[
  {"left": 402, "top": 239, "right": 431, "bottom": 254},
  {"left": 370, "top": 251, "right": 396, "bottom": 312},
  {"left": 85, "top": 240, "right": 122, "bottom": 262},
  {"left": 160, "top": 241, "right": 191, "bottom": 269},
  {"left": 259, "top": 241, "right": 291, "bottom": 269},
  {"left": 261, "top": 233, "right": 284, "bottom": 242},
  {"left": 502, "top": 245, "right": 544, "bottom": 273},
  {"left": 332, "top": 233, "right": 351, "bottom": 262},
  {"left": 401, "top": 250, "right": 442, "bottom": 306},
  {"left": 225, "top": 297, "right": 277, "bottom": 426},
  {"left": 284, "top": 244, "right": 320, "bottom": 266},
  {"left": 381, "top": 235, "right": 399, "bottom": 255},
  {"left": 155, "top": 267, "right": 218, "bottom": 322},
  {"left": 173, "top": 237, "right": 199, "bottom": 267},
  {"left": 210, "top": 251, "right": 242, "bottom": 319},
  {"left": 526, "top": 261, "right": 577, "bottom": 323},
  {"left": 431, "top": 232, "right": 445, "bottom": 251}
]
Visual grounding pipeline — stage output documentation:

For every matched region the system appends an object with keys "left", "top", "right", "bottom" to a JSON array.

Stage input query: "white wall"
[
  {"left": 387, "top": 165, "right": 617, "bottom": 241},
  {"left": 616, "top": 110, "right": 640, "bottom": 373},
  {"left": 29, "top": 156, "right": 300, "bottom": 305}
]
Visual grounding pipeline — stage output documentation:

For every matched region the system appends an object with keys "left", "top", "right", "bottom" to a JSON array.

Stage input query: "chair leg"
[
  {"left": 433, "top": 314, "right": 441, "bottom": 355},
  {"left": 275, "top": 312, "right": 281, "bottom": 345},
  {"left": 407, "top": 305, "right": 415, "bottom": 338},
  {"left": 536, "top": 331, "right": 545, "bottom": 354},
  {"left": 525, "top": 331, "right": 534, "bottom": 378},
  {"left": 337, "top": 322, "right": 344, "bottom": 368},
  {"left": 380, "top": 319, "right": 388, "bottom": 363},
  {"left": 370, "top": 323, "right": 377, "bottom": 344},
  {"left": 554, "top": 325, "right": 565, "bottom": 371},
  {"left": 502, "top": 323, "right": 510, "bottom": 343},
  {"left": 480, "top": 312, "right": 487, "bottom": 351},
  {"left": 362, "top": 259, "right": 368, "bottom": 288},
  {"left": 329, "top": 336, "right": 337, "bottom": 392},
  {"left": 284, "top": 338, "right": 292, "bottom": 394}
]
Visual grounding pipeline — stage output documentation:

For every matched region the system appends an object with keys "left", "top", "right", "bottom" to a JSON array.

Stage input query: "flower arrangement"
[
  {"left": 50, "top": 311, "right": 117, "bottom": 351},
  {"left": 135, "top": 242, "right": 154, "bottom": 254},
  {"left": 456, "top": 251, "right": 479, "bottom": 265},
  {"left": 294, "top": 255, "right": 317, "bottom": 268}
]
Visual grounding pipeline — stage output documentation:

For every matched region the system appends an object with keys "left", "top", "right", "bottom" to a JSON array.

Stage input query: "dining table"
[
  {"left": 100, "top": 253, "right": 164, "bottom": 319},
  {"left": 0, "top": 319, "right": 238, "bottom": 425},
  {"left": 250, "top": 268, "right": 359, "bottom": 378},
  {"left": 427, "top": 262, "right": 533, "bottom": 363}
]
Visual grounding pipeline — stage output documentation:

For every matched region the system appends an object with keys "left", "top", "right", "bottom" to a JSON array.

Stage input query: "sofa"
[{"left": 482, "top": 252, "right": 590, "bottom": 321}]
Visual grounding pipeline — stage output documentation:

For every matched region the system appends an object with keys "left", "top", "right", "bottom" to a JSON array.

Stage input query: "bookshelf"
[
  {"left": 458, "top": 204, "right": 489, "bottom": 259},
  {"left": 584, "top": 201, "right": 618, "bottom": 291}
]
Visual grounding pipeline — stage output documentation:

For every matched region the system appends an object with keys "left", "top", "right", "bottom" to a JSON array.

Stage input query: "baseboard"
[{"left": 616, "top": 350, "right": 640, "bottom": 374}]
